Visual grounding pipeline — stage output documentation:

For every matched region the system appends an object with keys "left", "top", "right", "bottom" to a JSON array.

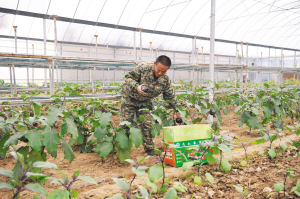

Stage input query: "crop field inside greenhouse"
[{"left": 0, "top": 0, "right": 300, "bottom": 199}]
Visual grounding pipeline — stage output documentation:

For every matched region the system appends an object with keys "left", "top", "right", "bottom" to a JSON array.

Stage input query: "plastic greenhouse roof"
[{"left": 0, "top": 0, "right": 299, "bottom": 57}]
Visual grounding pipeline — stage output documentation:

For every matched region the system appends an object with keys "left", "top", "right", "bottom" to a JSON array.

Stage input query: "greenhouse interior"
[{"left": 0, "top": 0, "right": 300, "bottom": 198}]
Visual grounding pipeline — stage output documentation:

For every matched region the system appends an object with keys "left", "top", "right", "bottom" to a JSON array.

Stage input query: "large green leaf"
[
  {"left": 248, "top": 116, "right": 260, "bottom": 130},
  {"left": 4, "top": 132, "right": 27, "bottom": 146},
  {"left": 274, "top": 182, "right": 284, "bottom": 192},
  {"left": 148, "top": 164, "right": 163, "bottom": 183},
  {"left": 61, "top": 118, "right": 78, "bottom": 140},
  {"left": 46, "top": 105, "right": 63, "bottom": 125},
  {"left": 194, "top": 176, "right": 202, "bottom": 185},
  {"left": 143, "top": 179, "right": 157, "bottom": 193},
  {"left": 94, "top": 126, "right": 106, "bottom": 141},
  {"left": 0, "top": 133, "right": 10, "bottom": 156},
  {"left": 112, "top": 178, "right": 130, "bottom": 191},
  {"left": 33, "top": 161, "right": 58, "bottom": 169},
  {"left": 221, "top": 156, "right": 231, "bottom": 172},
  {"left": 77, "top": 176, "right": 98, "bottom": 185},
  {"left": 100, "top": 142, "right": 113, "bottom": 159},
  {"left": 47, "top": 189, "right": 69, "bottom": 199},
  {"left": 116, "top": 131, "right": 129, "bottom": 150},
  {"left": 182, "top": 162, "right": 194, "bottom": 172},
  {"left": 164, "top": 187, "right": 177, "bottom": 199},
  {"left": 151, "top": 114, "right": 162, "bottom": 125},
  {"left": 205, "top": 172, "right": 214, "bottom": 184},
  {"left": 0, "top": 182, "right": 14, "bottom": 190},
  {"left": 204, "top": 153, "right": 216, "bottom": 163},
  {"left": 0, "top": 169, "right": 14, "bottom": 178},
  {"left": 138, "top": 185, "right": 149, "bottom": 198},
  {"left": 25, "top": 183, "right": 47, "bottom": 196},
  {"left": 280, "top": 141, "right": 287, "bottom": 151},
  {"left": 42, "top": 129, "right": 60, "bottom": 154},
  {"left": 32, "top": 102, "right": 41, "bottom": 117},
  {"left": 116, "top": 146, "right": 131, "bottom": 163},
  {"left": 129, "top": 127, "right": 143, "bottom": 148},
  {"left": 263, "top": 106, "right": 271, "bottom": 117},
  {"left": 151, "top": 123, "right": 162, "bottom": 137},
  {"left": 100, "top": 112, "right": 112, "bottom": 129},
  {"left": 268, "top": 149, "right": 276, "bottom": 159},
  {"left": 61, "top": 138, "right": 75, "bottom": 163},
  {"left": 132, "top": 167, "right": 145, "bottom": 177},
  {"left": 218, "top": 144, "right": 232, "bottom": 156},
  {"left": 25, "top": 130, "right": 42, "bottom": 152}
]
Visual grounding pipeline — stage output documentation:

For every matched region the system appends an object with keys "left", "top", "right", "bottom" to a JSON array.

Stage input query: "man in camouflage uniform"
[{"left": 120, "top": 55, "right": 180, "bottom": 155}]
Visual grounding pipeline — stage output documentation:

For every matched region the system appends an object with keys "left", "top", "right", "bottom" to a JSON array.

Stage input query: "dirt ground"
[{"left": 0, "top": 108, "right": 299, "bottom": 199}]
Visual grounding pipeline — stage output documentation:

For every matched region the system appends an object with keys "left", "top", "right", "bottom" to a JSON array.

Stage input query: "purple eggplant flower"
[{"left": 156, "top": 159, "right": 161, "bottom": 163}]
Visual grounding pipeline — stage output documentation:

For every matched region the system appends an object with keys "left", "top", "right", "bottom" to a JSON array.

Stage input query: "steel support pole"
[
  {"left": 27, "top": 67, "right": 29, "bottom": 87},
  {"left": 200, "top": 71, "right": 203, "bottom": 86},
  {"left": 26, "top": 39, "right": 28, "bottom": 54},
  {"left": 235, "top": 70, "right": 238, "bottom": 88},
  {"left": 201, "top": 47, "right": 204, "bottom": 64},
  {"left": 43, "top": 18, "right": 47, "bottom": 91},
  {"left": 114, "top": 70, "right": 116, "bottom": 82},
  {"left": 94, "top": 66, "right": 96, "bottom": 92},
  {"left": 90, "top": 67, "right": 94, "bottom": 93},
  {"left": 95, "top": 35, "right": 98, "bottom": 58},
  {"left": 77, "top": 70, "right": 78, "bottom": 84},
  {"left": 294, "top": 51, "right": 297, "bottom": 68},
  {"left": 60, "top": 69, "right": 62, "bottom": 83},
  {"left": 56, "top": 65, "right": 58, "bottom": 84},
  {"left": 32, "top": 67, "right": 34, "bottom": 86},
  {"left": 192, "top": 66, "right": 195, "bottom": 91},
  {"left": 108, "top": 68, "right": 110, "bottom": 86},
  {"left": 48, "top": 60, "right": 53, "bottom": 95},
  {"left": 82, "top": 69, "right": 84, "bottom": 85},
  {"left": 197, "top": 69, "right": 199, "bottom": 86},
  {"left": 9, "top": 65, "right": 13, "bottom": 97},
  {"left": 12, "top": 64, "right": 16, "bottom": 93},
  {"left": 102, "top": 68, "right": 104, "bottom": 86},
  {"left": 13, "top": 26, "right": 17, "bottom": 53},
  {"left": 51, "top": 61, "right": 54, "bottom": 93},
  {"left": 53, "top": 15, "right": 58, "bottom": 56},
  {"left": 208, "top": 0, "right": 215, "bottom": 122},
  {"left": 156, "top": 48, "right": 158, "bottom": 58},
  {"left": 268, "top": 48, "right": 270, "bottom": 67}
]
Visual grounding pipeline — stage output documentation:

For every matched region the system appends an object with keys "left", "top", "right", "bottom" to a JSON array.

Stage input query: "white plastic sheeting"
[{"left": 0, "top": 0, "right": 299, "bottom": 57}]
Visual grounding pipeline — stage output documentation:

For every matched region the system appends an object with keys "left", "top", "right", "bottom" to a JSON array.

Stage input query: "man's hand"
[{"left": 137, "top": 84, "right": 146, "bottom": 95}]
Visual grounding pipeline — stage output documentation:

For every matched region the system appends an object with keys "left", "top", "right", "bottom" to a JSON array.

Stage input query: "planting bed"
[{"left": 0, "top": 109, "right": 299, "bottom": 199}]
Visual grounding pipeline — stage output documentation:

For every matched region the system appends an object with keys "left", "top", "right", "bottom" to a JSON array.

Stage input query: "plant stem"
[
  {"left": 283, "top": 173, "right": 288, "bottom": 199},
  {"left": 197, "top": 148, "right": 209, "bottom": 176},
  {"left": 219, "top": 151, "right": 222, "bottom": 171}
]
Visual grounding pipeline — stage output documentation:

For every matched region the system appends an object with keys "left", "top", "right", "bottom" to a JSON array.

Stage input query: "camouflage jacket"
[{"left": 121, "top": 63, "right": 175, "bottom": 102}]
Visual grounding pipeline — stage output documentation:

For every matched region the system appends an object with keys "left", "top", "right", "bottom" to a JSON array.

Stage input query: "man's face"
[{"left": 154, "top": 62, "right": 169, "bottom": 78}]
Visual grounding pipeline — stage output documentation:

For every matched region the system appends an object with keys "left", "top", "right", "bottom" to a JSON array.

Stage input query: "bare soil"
[{"left": 0, "top": 109, "right": 299, "bottom": 199}]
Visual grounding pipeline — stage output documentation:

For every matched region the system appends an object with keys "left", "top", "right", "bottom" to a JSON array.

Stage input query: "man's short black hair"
[{"left": 156, "top": 55, "right": 171, "bottom": 68}]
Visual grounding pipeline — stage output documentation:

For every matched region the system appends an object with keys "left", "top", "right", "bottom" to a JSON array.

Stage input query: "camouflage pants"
[{"left": 120, "top": 93, "right": 154, "bottom": 152}]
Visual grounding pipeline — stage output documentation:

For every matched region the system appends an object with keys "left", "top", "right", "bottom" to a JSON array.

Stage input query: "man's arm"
[{"left": 124, "top": 65, "right": 142, "bottom": 92}]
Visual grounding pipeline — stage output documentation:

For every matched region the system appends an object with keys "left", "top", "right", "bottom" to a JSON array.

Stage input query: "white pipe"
[
  {"left": 102, "top": 68, "right": 104, "bottom": 86},
  {"left": 201, "top": 47, "right": 204, "bottom": 64},
  {"left": 208, "top": 0, "right": 216, "bottom": 122},
  {"left": 32, "top": 67, "right": 34, "bottom": 85},
  {"left": 26, "top": 39, "right": 28, "bottom": 54},
  {"left": 82, "top": 69, "right": 84, "bottom": 84},
  {"left": 43, "top": 18, "right": 47, "bottom": 92},
  {"left": 294, "top": 51, "right": 296, "bottom": 68},
  {"left": 56, "top": 65, "right": 58, "bottom": 83},
  {"left": 52, "top": 61, "right": 54, "bottom": 92},
  {"left": 108, "top": 68, "right": 110, "bottom": 86},
  {"left": 48, "top": 60, "right": 52, "bottom": 95},
  {"left": 53, "top": 15, "right": 58, "bottom": 56},
  {"left": 268, "top": 48, "right": 270, "bottom": 67},
  {"left": 27, "top": 67, "right": 29, "bottom": 87},
  {"left": 77, "top": 70, "right": 78, "bottom": 84},
  {"left": 12, "top": 65, "right": 16, "bottom": 93},
  {"left": 9, "top": 65, "right": 13, "bottom": 97},
  {"left": 13, "top": 26, "right": 17, "bottom": 53},
  {"left": 95, "top": 35, "right": 98, "bottom": 58},
  {"left": 94, "top": 66, "right": 96, "bottom": 92}
]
